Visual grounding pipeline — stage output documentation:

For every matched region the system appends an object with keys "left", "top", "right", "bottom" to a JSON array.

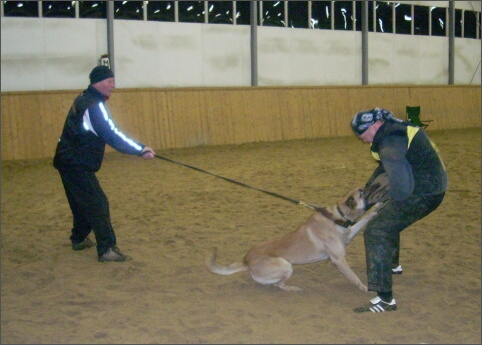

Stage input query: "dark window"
[
  {"left": 288, "top": 1, "right": 308, "bottom": 28},
  {"left": 355, "top": 1, "right": 361, "bottom": 31},
  {"left": 395, "top": 3, "right": 411, "bottom": 35},
  {"left": 334, "top": 1, "right": 353, "bottom": 30},
  {"left": 431, "top": 6, "right": 446, "bottom": 36},
  {"left": 208, "top": 1, "right": 233, "bottom": 24},
  {"left": 311, "top": 1, "right": 331, "bottom": 29},
  {"left": 414, "top": 5, "right": 429, "bottom": 36},
  {"left": 179, "top": 1, "right": 205, "bottom": 23},
  {"left": 42, "top": 1, "right": 75, "bottom": 18},
  {"left": 235, "top": 1, "right": 252, "bottom": 25},
  {"left": 147, "top": 1, "right": 174, "bottom": 22},
  {"left": 368, "top": 1, "right": 376, "bottom": 32},
  {"left": 454, "top": 9, "right": 462, "bottom": 37},
  {"left": 354, "top": 1, "right": 374, "bottom": 32},
  {"left": 376, "top": 1, "right": 393, "bottom": 33},
  {"left": 464, "top": 10, "right": 478, "bottom": 39},
  {"left": 3, "top": 1, "right": 39, "bottom": 17},
  {"left": 480, "top": 12, "right": 482, "bottom": 39},
  {"left": 369, "top": 2, "right": 376, "bottom": 32},
  {"left": 114, "top": 1, "right": 143, "bottom": 20},
  {"left": 79, "top": 1, "right": 106, "bottom": 19},
  {"left": 262, "top": 0, "right": 285, "bottom": 27}
]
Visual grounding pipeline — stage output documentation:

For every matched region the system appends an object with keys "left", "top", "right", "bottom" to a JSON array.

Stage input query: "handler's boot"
[
  {"left": 353, "top": 296, "right": 397, "bottom": 313},
  {"left": 72, "top": 237, "right": 95, "bottom": 251},
  {"left": 98, "top": 247, "right": 131, "bottom": 262}
]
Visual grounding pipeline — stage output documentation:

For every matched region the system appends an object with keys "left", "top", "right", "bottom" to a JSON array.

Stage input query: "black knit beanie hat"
[
  {"left": 351, "top": 107, "right": 393, "bottom": 135},
  {"left": 89, "top": 65, "right": 114, "bottom": 84}
]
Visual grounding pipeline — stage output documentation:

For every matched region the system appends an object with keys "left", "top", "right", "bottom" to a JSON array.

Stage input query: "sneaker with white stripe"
[
  {"left": 392, "top": 265, "right": 403, "bottom": 274},
  {"left": 353, "top": 296, "right": 397, "bottom": 313}
]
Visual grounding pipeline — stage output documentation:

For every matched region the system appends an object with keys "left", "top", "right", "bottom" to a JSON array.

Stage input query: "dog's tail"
[{"left": 206, "top": 247, "right": 248, "bottom": 275}]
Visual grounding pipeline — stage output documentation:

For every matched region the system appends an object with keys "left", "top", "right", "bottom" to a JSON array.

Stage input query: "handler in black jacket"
[
  {"left": 54, "top": 65, "right": 156, "bottom": 262},
  {"left": 350, "top": 108, "right": 448, "bottom": 313}
]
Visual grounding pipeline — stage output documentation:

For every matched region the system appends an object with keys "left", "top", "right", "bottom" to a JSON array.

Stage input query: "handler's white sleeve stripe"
[
  {"left": 98, "top": 102, "right": 143, "bottom": 151},
  {"left": 83, "top": 109, "right": 98, "bottom": 136}
]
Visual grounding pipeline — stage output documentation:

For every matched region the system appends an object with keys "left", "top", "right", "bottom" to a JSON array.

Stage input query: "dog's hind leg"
[
  {"left": 249, "top": 256, "right": 303, "bottom": 292},
  {"left": 273, "top": 281, "right": 304, "bottom": 292}
]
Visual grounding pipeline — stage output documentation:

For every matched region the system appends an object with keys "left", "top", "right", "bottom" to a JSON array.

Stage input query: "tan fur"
[{"left": 207, "top": 188, "right": 381, "bottom": 292}]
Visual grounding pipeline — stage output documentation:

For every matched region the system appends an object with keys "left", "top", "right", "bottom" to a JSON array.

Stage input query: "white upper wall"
[
  {"left": 257, "top": 27, "right": 363, "bottom": 86},
  {"left": 1, "top": 13, "right": 480, "bottom": 92},
  {"left": 114, "top": 21, "right": 252, "bottom": 88},
  {"left": 1, "top": 18, "right": 108, "bottom": 91}
]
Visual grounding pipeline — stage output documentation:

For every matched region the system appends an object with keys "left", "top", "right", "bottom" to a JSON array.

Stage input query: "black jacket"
[
  {"left": 367, "top": 120, "right": 448, "bottom": 201},
  {"left": 53, "top": 85, "right": 144, "bottom": 172}
]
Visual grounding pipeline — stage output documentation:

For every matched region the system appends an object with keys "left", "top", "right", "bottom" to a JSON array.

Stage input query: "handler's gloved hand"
[{"left": 363, "top": 172, "right": 391, "bottom": 208}]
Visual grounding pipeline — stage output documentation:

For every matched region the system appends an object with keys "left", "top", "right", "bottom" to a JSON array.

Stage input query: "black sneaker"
[
  {"left": 98, "top": 247, "right": 131, "bottom": 262},
  {"left": 392, "top": 265, "right": 403, "bottom": 274},
  {"left": 72, "top": 237, "right": 95, "bottom": 251},
  {"left": 353, "top": 296, "right": 397, "bottom": 313}
]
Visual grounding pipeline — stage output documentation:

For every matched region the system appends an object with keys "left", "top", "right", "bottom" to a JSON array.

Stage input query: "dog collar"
[
  {"left": 336, "top": 205, "right": 357, "bottom": 227},
  {"left": 316, "top": 206, "right": 356, "bottom": 228}
]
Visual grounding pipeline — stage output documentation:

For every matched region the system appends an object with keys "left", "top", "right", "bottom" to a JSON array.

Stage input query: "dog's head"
[{"left": 336, "top": 188, "right": 367, "bottom": 222}]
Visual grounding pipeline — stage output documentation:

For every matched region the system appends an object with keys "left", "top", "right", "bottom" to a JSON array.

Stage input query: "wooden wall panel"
[{"left": 1, "top": 86, "right": 480, "bottom": 161}]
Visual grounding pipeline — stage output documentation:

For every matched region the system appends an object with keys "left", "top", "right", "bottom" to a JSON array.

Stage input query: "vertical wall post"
[
  {"left": 448, "top": 1, "right": 455, "bottom": 84},
  {"left": 361, "top": 1, "right": 368, "bottom": 85},
  {"left": 107, "top": 1, "right": 115, "bottom": 73},
  {"left": 250, "top": 1, "right": 258, "bottom": 86}
]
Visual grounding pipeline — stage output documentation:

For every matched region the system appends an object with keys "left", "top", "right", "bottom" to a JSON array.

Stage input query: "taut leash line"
[{"left": 153, "top": 154, "right": 320, "bottom": 211}]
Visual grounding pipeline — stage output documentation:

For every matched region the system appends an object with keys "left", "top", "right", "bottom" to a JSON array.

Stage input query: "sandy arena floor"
[{"left": 1, "top": 128, "right": 480, "bottom": 344}]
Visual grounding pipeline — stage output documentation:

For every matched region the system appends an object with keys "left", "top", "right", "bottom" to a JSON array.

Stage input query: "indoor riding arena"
[
  {"left": 1, "top": 86, "right": 480, "bottom": 344},
  {"left": 1, "top": 1, "right": 481, "bottom": 343}
]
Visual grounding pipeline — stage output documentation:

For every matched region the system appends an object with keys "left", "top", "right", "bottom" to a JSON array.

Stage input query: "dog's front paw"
[{"left": 359, "top": 284, "right": 368, "bottom": 292}]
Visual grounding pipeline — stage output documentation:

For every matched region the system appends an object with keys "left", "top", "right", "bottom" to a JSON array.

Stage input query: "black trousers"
[
  {"left": 58, "top": 169, "right": 117, "bottom": 256},
  {"left": 364, "top": 192, "right": 445, "bottom": 293}
]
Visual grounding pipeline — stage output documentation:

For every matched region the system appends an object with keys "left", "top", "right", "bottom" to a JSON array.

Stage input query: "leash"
[{"left": 153, "top": 154, "right": 322, "bottom": 212}]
